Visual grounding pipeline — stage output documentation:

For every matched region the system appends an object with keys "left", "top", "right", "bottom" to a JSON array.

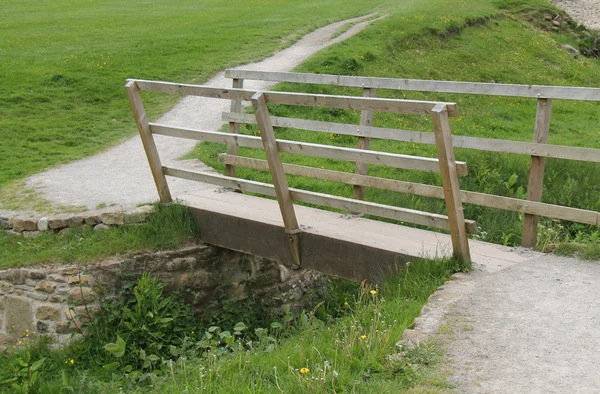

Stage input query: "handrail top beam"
[
  {"left": 127, "top": 79, "right": 458, "bottom": 116},
  {"left": 224, "top": 70, "right": 600, "bottom": 101}
]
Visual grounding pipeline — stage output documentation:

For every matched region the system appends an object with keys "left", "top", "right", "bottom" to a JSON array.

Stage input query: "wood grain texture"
[
  {"left": 225, "top": 70, "right": 600, "bottom": 100},
  {"left": 149, "top": 123, "right": 468, "bottom": 175},
  {"left": 251, "top": 92, "right": 299, "bottom": 234},
  {"left": 223, "top": 112, "right": 600, "bottom": 163},
  {"left": 353, "top": 87, "right": 376, "bottom": 202},
  {"left": 522, "top": 98, "right": 553, "bottom": 248},
  {"left": 132, "top": 79, "right": 457, "bottom": 115},
  {"left": 125, "top": 81, "right": 172, "bottom": 203},
  {"left": 225, "top": 78, "right": 243, "bottom": 177},
  {"left": 218, "top": 154, "right": 600, "bottom": 225},
  {"left": 432, "top": 104, "right": 471, "bottom": 265},
  {"left": 162, "top": 165, "right": 477, "bottom": 234}
]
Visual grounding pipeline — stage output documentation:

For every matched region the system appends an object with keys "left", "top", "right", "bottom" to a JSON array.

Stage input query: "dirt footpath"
[
  {"left": 423, "top": 254, "right": 600, "bottom": 393},
  {"left": 552, "top": 0, "right": 600, "bottom": 30}
]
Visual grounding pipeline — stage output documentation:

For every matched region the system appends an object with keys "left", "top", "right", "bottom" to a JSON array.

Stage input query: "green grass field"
[{"left": 0, "top": 0, "right": 386, "bottom": 189}]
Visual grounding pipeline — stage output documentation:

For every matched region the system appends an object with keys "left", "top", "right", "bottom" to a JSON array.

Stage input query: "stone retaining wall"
[
  {"left": 0, "top": 244, "right": 321, "bottom": 351},
  {"left": 0, "top": 205, "right": 155, "bottom": 237}
]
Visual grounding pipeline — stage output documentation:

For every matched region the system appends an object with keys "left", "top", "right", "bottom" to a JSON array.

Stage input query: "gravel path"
[
  {"left": 420, "top": 254, "right": 600, "bottom": 393},
  {"left": 552, "top": 0, "right": 600, "bottom": 30},
  {"left": 19, "top": 13, "right": 381, "bottom": 212}
]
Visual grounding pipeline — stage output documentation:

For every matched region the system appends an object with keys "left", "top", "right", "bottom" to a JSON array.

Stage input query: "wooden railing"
[
  {"left": 125, "top": 78, "right": 475, "bottom": 265},
  {"left": 224, "top": 70, "right": 600, "bottom": 248}
]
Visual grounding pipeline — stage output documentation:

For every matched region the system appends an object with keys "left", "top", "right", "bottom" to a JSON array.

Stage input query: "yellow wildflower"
[
  {"left": 300, "top": 367, "right": 310, "bottom": 374},
  {"left": 361, "top": 335, "right": 367, "bottom": 340},
  {"left": 369, "top": 290, "right": 377, "bottom": 295}
]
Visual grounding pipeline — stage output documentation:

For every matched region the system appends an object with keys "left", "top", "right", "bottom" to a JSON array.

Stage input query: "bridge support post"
[
  {"left": 431, "top": 104, "right": 471, "bottom": 266},
  {"left": 522, "top": 98, "right": 552, "bottom": 248},
  {"left": 252, "top": 92, "right": 301, "bottom": 266}
]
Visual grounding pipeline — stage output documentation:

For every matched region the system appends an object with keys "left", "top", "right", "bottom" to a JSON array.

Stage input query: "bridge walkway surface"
[{"left": 180, "top": 187, "right": 537, "bottom": 283}]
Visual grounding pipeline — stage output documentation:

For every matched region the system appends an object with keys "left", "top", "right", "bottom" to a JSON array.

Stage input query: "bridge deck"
[{"left": 180, "top": 188, "right": 538, "bottom": 282}]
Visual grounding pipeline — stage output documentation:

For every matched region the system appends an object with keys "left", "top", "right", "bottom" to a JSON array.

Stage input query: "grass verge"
[{"left": 0, "top": 204, "right": 197, "bottom": 269}]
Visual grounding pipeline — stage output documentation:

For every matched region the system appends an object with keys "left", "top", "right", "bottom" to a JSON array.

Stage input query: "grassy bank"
[
  {"left": 193, "top": 0, "right": 600, "bottom": 248},
  {"left": 0, "top": 258, "right": 461, "bottom": 393},
  {"left": 0, "top": 0, "right": 386, "bottom": 189}
]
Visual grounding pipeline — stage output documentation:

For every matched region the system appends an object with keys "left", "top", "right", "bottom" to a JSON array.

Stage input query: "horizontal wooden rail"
[
  {"left": 131, "top": 79, "right": 458, "bottom": 116},
  {"left": 162, "top": 165, "right": 478, "bottom": 234},
  {"left": 225, "top": 70, "right": 600, "bottom": 101},
  {"left": 219, "top": 154, "right": 600, "bottom": 226},
  {"left": 223, "top": 112, "right": 600, "bottom": 163},
  {"left": 149, "top": 123, "right": 468, "bottom": 175}
]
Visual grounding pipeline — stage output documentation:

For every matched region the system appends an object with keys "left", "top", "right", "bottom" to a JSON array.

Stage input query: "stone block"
[
  {"left": 84, "top": 214, "right": 102, "bottom": 226},
  {"left": 48, "top": 218, "right": 67, "bottom": 230},
  {"left": 36, "top": 305, "right": 60, "bottom": 321},
  {"left": 66, "top": 215, "right": 84, "bottom": 228},
  {"left": 12, "top": 218, "right": 38, "bottom": 233},
  {"left": 47, "top": 274, "right": 67, "bottom": 283},
  {"left": 0, "top": 269, "right": 23, "bottom": 284},
  {"left": 124, "top": 205, "right": 154, "bottom": 224},
  {"left": 0, "top": 216, "right": 12, "bottom": 230},
  {"left": 49, "top": 294, "right": 64, "bottom": 303},
  {"left": 25, "top": 269, "right": 46, "bottom": 280},
  {"left": 100, "top": 211, "right": 125, "bottom": 225},
  {"left": 35, "top": 281, "right": 55, "bottom": 293},
  {"left": 68, "top": 287, "right": 95, "bottom": 305},
  {"left": 5, "top": 296, "right": 32, "bottom": 337},
  {"left": 0, "top": 281, "right": 14, "bottom": 294},
  {"left": 22, "top": 291, "right": 49, "bottom": 301},
  {"left": 93, "top": 223, "right": 110, "bottom": 232},
  {"left": 68, "top": 275, "right": 91, "bottom": 285},
  {"left": 36, "top": 320, "right": 49, "bottom": 333},
  {"left": 55, "top": 321, "right": 78, "bottom": 334},
  {"left": 61, "top": 267, "right": 79, "bottom": 275},
  {"left": 37, "top": 217, "right": 49, "bottom": 231}
]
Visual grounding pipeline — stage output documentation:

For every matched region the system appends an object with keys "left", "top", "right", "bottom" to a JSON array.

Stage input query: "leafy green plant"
[
  {"left": 0, "top": 352, "right": 46, "bottom": 394},
  {"left": 82, "top": 273, "right": 197, "bottom": 372}
]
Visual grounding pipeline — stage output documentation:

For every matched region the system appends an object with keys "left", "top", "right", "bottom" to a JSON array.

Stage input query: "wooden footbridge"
[{"left": 125, "top": 71, "right": 600, "bottom": 282}]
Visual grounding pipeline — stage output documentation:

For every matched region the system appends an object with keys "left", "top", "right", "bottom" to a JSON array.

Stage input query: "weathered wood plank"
[
  {"left": 225, "top": 70, "right": 600, "bottom": 101},
  {"left": 131, "top": 79, "right": 458, "bottom": 115},
  {"left": 223, "top": 112, "right": 600, "bottom": 163},
  {"left": 522, "top": 98, "right": 553, "bottom": 248},
  {"left": 218, "top": 154, "right": 600, "bottom": 226},
  {"left": 353, "top": 87, "right": 376, "bottom": 201},
  {"left": 225, "top": 78, "right": 243, "bottom": 177},
  {"left": 149, "top": 123, "right": 469, "bottom": 175},
  {"left": 162, "top": 166, "right": 477, "bottom": 233},
  {"left": 432, "top": 104, "right": 471, "bottom": 264},
  {"left": 125, "top": 81, "right": 172, "bottom": 203}
]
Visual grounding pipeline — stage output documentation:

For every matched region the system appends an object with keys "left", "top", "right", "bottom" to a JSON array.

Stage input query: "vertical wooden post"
[
  {"left": 431, "top": 104, "right": 471, "bottom": 266},
  {"left": 522, "top": 98, "right": 552, "bottom": 248},
  {"left": 225, "top": 78, "right": 244, "bottom": 177},
  {"left": 125, "top": 80, "right": 172, "bottom": 203},
  {"left": 352, "top": 87, "right": 376, "bottom": 201},
  {"left": 252, "top": 92, "right": 301, "bottom": 265}
]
